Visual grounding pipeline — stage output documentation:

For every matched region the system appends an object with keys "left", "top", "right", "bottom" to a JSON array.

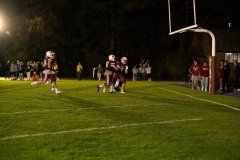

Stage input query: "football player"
[
  {"left": 97, "top": 54, "right": 119, "bottom": 93},
  {"left": 114, "top": 57, "right": 128, "bottom": 93},
  {"left": 43, "top": 51, "right": 62, "bottom": 94},
  {"left": 29, "top": 72, "right": 45, "bottom": 87}
]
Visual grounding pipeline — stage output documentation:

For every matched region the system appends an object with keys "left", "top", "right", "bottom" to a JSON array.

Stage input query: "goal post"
[
  {"left": 187, "top": 29, "right": 217, "bottom": 95},
  {"left": 167, "top": 0, "right": 217, "bottom": 94},
  {"left": 168, "top": 0, "right": 197, "bottom": 35}
]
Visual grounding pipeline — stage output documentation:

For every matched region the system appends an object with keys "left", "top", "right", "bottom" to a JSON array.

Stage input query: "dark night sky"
[
  {"left": 169, "top": 0, "right": 240, "bottom": 32},
  {"left": 0, "top": 0, "right": 239, "bottom": 34}
]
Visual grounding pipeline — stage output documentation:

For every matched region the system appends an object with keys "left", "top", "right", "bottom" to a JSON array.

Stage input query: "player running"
[
  {"left": 114, "top": 57, "right": 128, "bottom": 93},
  {"left": 43, "top": 51, "right": 62, "bottom": 94},
  {"left": 97, "top": 54, "right": 119, "bottom": 93}
]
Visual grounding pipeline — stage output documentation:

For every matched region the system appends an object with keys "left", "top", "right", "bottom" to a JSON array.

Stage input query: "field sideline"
[{"left": 0, "top": 79, "right": 239, "bottom": 160}]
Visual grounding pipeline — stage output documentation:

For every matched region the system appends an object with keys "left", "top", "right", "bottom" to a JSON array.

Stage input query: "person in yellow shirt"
[
  {"left": 53, "top": 61, "right": 59, "bottom": 80},
  {"left": 77, "top": 62, "right": 83, "bottom": 81}
]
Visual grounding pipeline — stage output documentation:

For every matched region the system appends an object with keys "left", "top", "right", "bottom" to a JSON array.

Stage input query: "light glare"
[{"left": 0, "top": 16, "right": 3, "bottom": 30}]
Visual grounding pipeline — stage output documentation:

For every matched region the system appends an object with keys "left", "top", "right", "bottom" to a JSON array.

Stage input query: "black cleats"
[{"left": 97, "top": 85, "right": 100, "bottom": 92}]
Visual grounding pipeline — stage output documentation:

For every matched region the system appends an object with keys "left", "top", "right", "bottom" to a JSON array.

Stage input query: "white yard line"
[
  {"left": 0, "top": 103, "right": 169, "bottom": 115},
  {"left": 0, "top": 109, "right": 75, "bottom": 115},
  {"left": 0, "top": 118, "right": 202, "bottom": 140},
  {"left": 158, "top": 87, "right": 240, "bottom": 112}
]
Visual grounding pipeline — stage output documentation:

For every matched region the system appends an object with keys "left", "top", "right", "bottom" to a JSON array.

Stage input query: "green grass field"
[{"left": 0, "top": 79, "right": 239, "bottom": 160}]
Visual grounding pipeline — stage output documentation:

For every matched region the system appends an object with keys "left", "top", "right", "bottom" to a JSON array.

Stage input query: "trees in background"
[{"left": 0, "top": 0, "right": 238, "bottom": 78}]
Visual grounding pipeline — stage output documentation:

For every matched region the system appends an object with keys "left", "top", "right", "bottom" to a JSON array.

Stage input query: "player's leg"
[
  {"left": 50, "top": 74, "right": 61, "bottom": 94},
  {"left": 97, "top": 74, "right": 108, "bottom": 92}
]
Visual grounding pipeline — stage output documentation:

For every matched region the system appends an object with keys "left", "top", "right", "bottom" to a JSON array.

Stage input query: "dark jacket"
[
  {"left": 234, "top": 65, "right": 240, "bottom": 78},
  {"left": 222, "top": 64, "right": 230, "bottom": 77}
]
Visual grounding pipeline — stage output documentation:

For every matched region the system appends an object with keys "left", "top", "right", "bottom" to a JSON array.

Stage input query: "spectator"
[
  {"left": 217, "top": 60, "right": 224, "bottom": 91},
  {"left": 132, "top": 66, "right": 138, "bottom": 81},
  {"left": 77, "top": 62, "right": 83, "bottom": 81},
  {"left": 10, "top": 62, "right": 16, "bottom": 80},
  {"left": 18, "top": 62, "right": 24, "bottom": 81},
  {"left": 146, "top": 64, "right": 152, "bottom": 81},
  {"left": 233, "top": 61, "right": 240, "bottom": 91},
  {"left": 25, "top": 62, "right": 32, "bottom": 81},
  {"left": 222, "top": 60, "right": 230, "bottom": 92},
  {"left": 189, "top": 60, "right": 200, "bottom": 90},
  {"left": 146, "top": 60, "right": 150, "bottom": 66},
  {"left": 36, "top": 62, "right": 42, "bottom": 80},
  {"left": 94, "top": 64, "right": 103, "bottom": 81},
  {"left": 142, "top": 62, "right": 147, "bottom": 80},
  {"left": 200, "top": 62, "right": 209, "bottom": 92},
  {"left": 31, "top": 61, "right": 37, "bottom": 76},
  {"left": 16, "top": 60, "right": 20, "bottom": 80},
  {"left": 40, "top": 61, "right": 44, "bottom": 80},
  {"left": 5, "top": 61, "right": 10, "bottom": 80}
]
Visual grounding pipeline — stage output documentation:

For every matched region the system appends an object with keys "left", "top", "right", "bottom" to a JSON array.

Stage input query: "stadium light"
[
  {"left": 0, "top": 16, "right": 4, "bottom": 31},
  {"left": 0, "top": 15, "right": 11, "bottom": 36}
]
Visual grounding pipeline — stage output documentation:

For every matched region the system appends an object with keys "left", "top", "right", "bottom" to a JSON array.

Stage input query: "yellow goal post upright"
[{"left": 167, "top": 0, "right": 217, "bottom": 94}]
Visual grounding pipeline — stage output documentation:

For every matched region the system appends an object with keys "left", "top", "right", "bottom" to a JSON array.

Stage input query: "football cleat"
[
  {"left": 96, "top": 85, "right": 100, "bottom": 92},
  {"left": 55, "top": 90, "right": 62, "bottom": 94}
]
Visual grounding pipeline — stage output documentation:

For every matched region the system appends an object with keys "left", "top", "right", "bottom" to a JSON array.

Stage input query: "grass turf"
[{"left": 0, "top": 79, "right": 239, "bottom": 160}]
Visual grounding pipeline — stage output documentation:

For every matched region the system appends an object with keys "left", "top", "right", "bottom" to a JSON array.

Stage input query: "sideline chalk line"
[
  {"left": 1, "top": 118, "right": 202, "bottom": 140},
  {"left": 158, "top": 87, "right": 240, "bottom": 112}
]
